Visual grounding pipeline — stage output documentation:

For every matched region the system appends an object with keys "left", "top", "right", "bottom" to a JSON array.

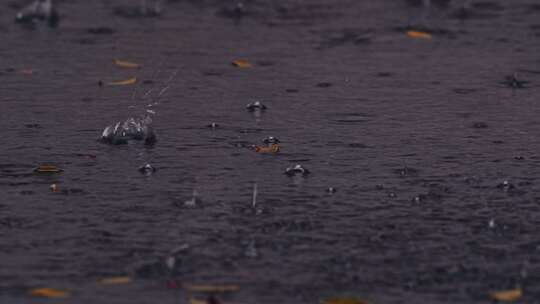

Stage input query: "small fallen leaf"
[
  {"left": 185, "top": 284, "right": 239, "bottom": 293},
  {"left": 34, "top": 165, "right": 63, "bottom": 173},
  {"left": 321, "top": 297, "right": 369, "bottom": 304},
  {"left": 50, "top": 184, "right": 58, "bottom": 192},
  {"left": 231, "top": 59, "right": 253, "bottom": 68},
  {"left": 190, "top": 298, "right": 208, "bottom": 304},
  {"left": 114, "top": 59, "right": 142, "bottom": 69},
  {"left": 99, "top": 276, "right": 132, "bottom": 285},
  {"left": 490, "top": 288, "right": 522, "bottom": 302},
  {"left": 190, "top": 296, "right": 222, "bottom": 304},
  {"left": 29, "top": 288, "right": 69, "bottom": 298},
  {"left": 107, "top": 77, "right": 137, "bottom": 86},
  {"left": 255, "top": 144, "right": 280, "bottom": 153},
  {"left": 406, "top": 30, "right": 432, "bottom": 39}
]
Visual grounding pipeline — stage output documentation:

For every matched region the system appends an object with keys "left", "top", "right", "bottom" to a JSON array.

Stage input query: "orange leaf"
[
  {"left": 232, "top": 59, "right": 253, "bottom": 68},
  {"left": 490, "top": 288, "right": 522, "bottom": 302},
  {"left": 34, "top": 165, "right": 63, "bottom": 173},
  {"left": 406, "top": 30, "right": 432, "bottom": 39},
  {"left": 255, "top": 144, "right": 280, "bottom": 154},
  {"left": 185, "top": 284, "right": 239, "bottom": 293},
  {"left": 99, "top": 276, "right": 133, "bottom": 285},
  {"left": 114, "top": 59, "right": 142, "bottom": 69},
  {"left": 107, "top": 77, "right": 137, "bottom": 86},
  {"left": 321, "top": 297, "right": 369, "bottom": 304},
  {"left": 29, "top": 288, "right": 69, "bottom": 298}
]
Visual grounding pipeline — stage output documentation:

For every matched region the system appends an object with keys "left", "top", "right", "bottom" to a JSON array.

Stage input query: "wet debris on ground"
[
  {"left": 28, "top": 287, "right": 69, "bottom": 298},
  {"left": 34, "top": 164, "right": 63, "bottom": 173},
  {"left": 207, "top": 122, "right": 219, "bottom": 129},
  {"left": 255, "top": 144, "right": 280, "bottom": 153},
  {"left": 321, "top": 297, "right": 369, "bottom": 304},
  {"left": 249, "top": 137, "right": 281, "bottom": 154},
  {"left": 113, "top": 59, "right": 142, "bottom": 69},
  {"left": 231, "top": 59, "right": 253, "bottom": 68},
  {"left": 106, "top": 77, "right": 138, "bottom": 86},
  {"left": 98, "top": 276, "right": 133, "bottom": 285},
  {"left": 489, "top": 288, "right": 523, "bottom": 302}
]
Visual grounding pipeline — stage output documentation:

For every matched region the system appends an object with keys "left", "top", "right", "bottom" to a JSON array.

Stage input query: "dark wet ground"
[{"left": 1, "top": 0, "right": 540, "bottom": 303}]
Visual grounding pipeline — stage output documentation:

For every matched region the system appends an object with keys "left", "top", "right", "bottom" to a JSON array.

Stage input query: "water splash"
[
  {"left": 100, "top": 114, "right": 156, "bottom": 145},
  {"left": 15, "top": 0, "right": 60, "bottom": 28},
  {"left": 252, "top": 183, "right": 258, "bottom": 208}
]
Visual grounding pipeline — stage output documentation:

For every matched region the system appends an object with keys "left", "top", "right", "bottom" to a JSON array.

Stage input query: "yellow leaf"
[
  {"left": 189, "top": 298, "right": 208, "bottom": 304},
  {"left": 99, "top": 276, "right": 133, "bottom": 285},
  {"left": 107, "top": 77, "right": 137, "bottom": 86},
  {"left": 34, "top": 165, "right": 63, "bottom": 173},
  {"left": 185, "top": 284, "right": 239, "bottom": 293},
  {"left": 321, "top": 297, "right": 369, "bottom": 304},
  {"left": 232, "top": 59, "right": 253, "bottom": 68},
  {"left": 490, "top": 288, "right": 522, "bottom": 302},
  {"left": 29, "top": 288, "right": 69, "bottom": 298},
  {"left": 406, "top": 30, "right": 432, "bottom": 39},
  {"left": 114, "top": 59, "right": 142, "bottom": 69},
  {"left": 255, "top": 144, "right": 280, "bottom": 153}
]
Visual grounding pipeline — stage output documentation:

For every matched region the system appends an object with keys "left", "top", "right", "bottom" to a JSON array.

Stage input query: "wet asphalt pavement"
[{"left": 1, "top": 0, "right": 540, "bottom": 303}]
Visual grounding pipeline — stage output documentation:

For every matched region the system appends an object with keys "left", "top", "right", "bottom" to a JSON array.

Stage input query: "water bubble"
[
  {"left": 326, "top": 187, "right": 337, "bottom": 194},
  {"left": 246, "top": 101, "right": 267, "bottom": 112},
  {"left": 138, "top": 163, "right": 156, "bottom": 176},
  {"left": 496, "top": 180, "right": 515, "bottom": 192},
  {"left": 285, "top": 164, "right": 310, "bottom": 177},
  {"left": 262, "top": 136, "right": 280, "bottom": 144}
]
